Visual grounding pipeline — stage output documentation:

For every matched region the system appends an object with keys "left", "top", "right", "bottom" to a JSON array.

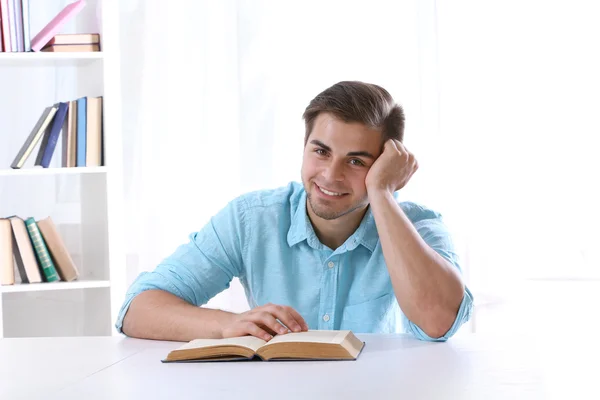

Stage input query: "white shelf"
[
  {"left": 0, "top": 166, "right": 108, "bottom": 177},
  {"left": 0, "top": 0, "right": 125, "bottom": 339},
  {"left": 0, "top": 52, "right": 103, "bottom": 66},
  {"left": 1, "top": 280, "right": 111, "bottom": 294}
]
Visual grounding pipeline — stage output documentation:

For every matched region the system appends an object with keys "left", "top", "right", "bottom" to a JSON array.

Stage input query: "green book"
[{"left": 24, "top": 217, "right": 60, "bottom": 282}]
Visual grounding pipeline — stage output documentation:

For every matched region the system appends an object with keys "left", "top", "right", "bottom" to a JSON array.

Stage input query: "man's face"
[{"left": 301, "top": 112, "right": 383, "bottom": 220}]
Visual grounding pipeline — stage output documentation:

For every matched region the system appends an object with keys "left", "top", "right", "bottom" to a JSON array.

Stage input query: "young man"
[{"left": 117, "top": 81, "right": 473, "bottom": 342}]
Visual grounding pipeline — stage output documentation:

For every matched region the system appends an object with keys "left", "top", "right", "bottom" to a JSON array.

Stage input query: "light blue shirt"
[{"left": 115, "top": 182, "right": 473, "bottom": 341}]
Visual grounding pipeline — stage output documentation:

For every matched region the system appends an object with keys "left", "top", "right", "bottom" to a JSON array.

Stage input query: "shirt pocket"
[{"left": 340, "top": 292, "right": 395, "bottom": 333}]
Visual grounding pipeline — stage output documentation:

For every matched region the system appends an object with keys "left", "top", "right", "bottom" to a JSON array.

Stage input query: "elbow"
[
  {"left": 420, "top": 323, "right": 451, "bottom": 340},
  {"left": 416, "top": 306, "right": 459, "bottom": 340}
]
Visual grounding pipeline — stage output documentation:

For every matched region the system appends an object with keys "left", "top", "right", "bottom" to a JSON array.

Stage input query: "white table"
[{"left": 0, "top": 333, "right": 596, "bottom": 399}]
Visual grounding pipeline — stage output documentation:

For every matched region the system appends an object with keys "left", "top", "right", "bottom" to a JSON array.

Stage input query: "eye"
[
  {"left": 315, "top": 148, "right": 327, "bottom": 156},
  {"left": 349, "top": 158, "right": 365, "bottom": 167}
]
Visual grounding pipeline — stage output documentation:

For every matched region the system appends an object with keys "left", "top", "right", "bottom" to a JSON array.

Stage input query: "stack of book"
[
  {"left": 0, "top": 216, "right": 79, "bottom": 285},
  {"left": 10, "top": 96, "right": 103, "bottom": 169},
  {"left": 1, "top": 0, "right": 97, "bottom": 53},
  {"left": 41, "top": 33, "right": 100, "bottom": 53}
]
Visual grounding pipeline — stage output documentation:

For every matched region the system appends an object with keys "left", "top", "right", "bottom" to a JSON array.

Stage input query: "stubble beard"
[{"left": 306, "top": 191, "right": 366, "bottom": 221}]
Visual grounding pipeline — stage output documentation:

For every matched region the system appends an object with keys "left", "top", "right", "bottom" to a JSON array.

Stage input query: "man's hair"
[{"left": 302, "top": 81, "right": 405, "bottom": 145}]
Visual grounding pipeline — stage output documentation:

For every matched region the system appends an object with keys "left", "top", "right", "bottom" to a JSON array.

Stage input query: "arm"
[
  {"left": 366, "top": 139, "right": 472, "bottom": 340},
  {"left": 122, "top": 289, "right": 235, "bottom": 341},
  {"left": 117, "top": 197, "right": 307, "bottom": 341},
  {"left": 115, "top": 198, "right": 245, "bottom": 340},
  {"left": 369, "top": 191, "right": 465, "bottom": 338}
]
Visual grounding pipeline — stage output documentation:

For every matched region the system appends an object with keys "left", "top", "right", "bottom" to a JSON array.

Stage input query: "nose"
[{"left": 322, "top": 161, "right": 344, "bottom": 182}]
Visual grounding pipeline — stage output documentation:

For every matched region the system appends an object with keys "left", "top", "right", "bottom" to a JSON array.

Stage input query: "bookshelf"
[
  {"left": 0, "top": 0, "right": 126, "bottom": 339},
  {"left": 0, "top": 51, "right": 104, "bottom": 64}
]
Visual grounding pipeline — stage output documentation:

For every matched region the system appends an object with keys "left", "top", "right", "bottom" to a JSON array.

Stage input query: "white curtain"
[
  {"left": 118, "top": 0, "right": 443, "bottom": 313},
  {"left": 435, "top": 0, "right": 600, "bottom": 335}
]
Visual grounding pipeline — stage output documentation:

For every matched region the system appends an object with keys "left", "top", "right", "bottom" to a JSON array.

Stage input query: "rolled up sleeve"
[
  {"left": 114, "top": 197, "right": 249, "bottom": 334},
  {"left": 402, "top": 216, "right": 474, "bottom": 342}
]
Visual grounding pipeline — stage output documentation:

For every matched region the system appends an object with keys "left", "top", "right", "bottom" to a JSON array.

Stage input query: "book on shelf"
[
  {"left": 0, "top": 0, "right": 8, "bottom": 52},
  {"left": 47, "top": 33, "right": 99, "bottom": 46},
  {"left": 41, "top": 43, "right": 100, "bottom": 53},
  {"left": 24, "top": 217, "right": 59, "bottom": 282},
  {"left": 7, "top": 216, "right": 42, "bottom": 283},
  {"left": 62, "top": 100, "right": 78, "bottom": 167},
  {"left": 0, "top": 218, "right": 14, "bottom": 285},
  {"left": 76, "top": 96, "right": 87, "bottom": 166},
  {"left": 9, "top": 96, "right": 103, "bottom": 170},
  {"left": 35, "top": 102, "right": 69, "bottom": 168},
  {"left": 162, "top": 330, "right": 365, "bottom": 363},
  {"left": 10, "top": 105, "right": 57, "bottom": 169},
  {"left": 1, "top": 0, "right": 99, "bottom": 54},
  {"left": 0, "top": 5, "right": 3, "bottom": 52},
  {"left": 0, "top": 215, "right": 79, "bottom": 285},
  {"left": 30, "top": 0, "right": 86, "bottom": 52},
  {"left": 36, "top": 217, "right": 79, "bottom": 281}
]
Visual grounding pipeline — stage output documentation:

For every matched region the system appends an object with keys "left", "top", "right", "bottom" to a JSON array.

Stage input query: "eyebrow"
[{"left": 310, "top": 140, "right": 375, "bottom": 160}]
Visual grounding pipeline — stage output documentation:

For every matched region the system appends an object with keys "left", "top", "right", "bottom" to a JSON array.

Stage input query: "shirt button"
[
  {"left": 323, "top": 314, "right": 330, "bottom": 322},
  {"left": 327, "top": 261, "right": 334, "bottom": 268}
]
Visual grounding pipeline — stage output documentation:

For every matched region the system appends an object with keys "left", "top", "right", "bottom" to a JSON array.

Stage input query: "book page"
[
  {"left": 177, "top": 336, "right": 267, "bottom": 353},
  {"left": 262, "top": 330, "right": 350, "bottom": 346}
]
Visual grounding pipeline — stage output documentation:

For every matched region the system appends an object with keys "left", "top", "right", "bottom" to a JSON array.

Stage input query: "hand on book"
[{"left": 221, "top": 303, "right": 309, "bottom": 341}]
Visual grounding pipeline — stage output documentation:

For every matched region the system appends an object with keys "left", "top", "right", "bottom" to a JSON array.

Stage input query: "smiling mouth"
[{"left": 315, "top": 183, "right": 348, "bottom": 197}]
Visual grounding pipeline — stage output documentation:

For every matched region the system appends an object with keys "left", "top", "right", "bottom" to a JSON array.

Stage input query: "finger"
[
  {"left": 394, "top": 139, "right": 409, "bottom": 157},
  {"left": 243, "top": 321, "right": 273, "bottom": 341},
  {"left": 252, "top": 311, "right": 289, "bottom": 335},
  {"left": 407, "top": 151, "right": 415, "bottom": 166},
  {"left": 267, "top": 304, "right": 305, "bottom": 332},
  {"left": 384, "top": 139, "right": 399, "bottom": 153},
  {"left": 281, "top": 306, "right": 309, "bottom": 331}
]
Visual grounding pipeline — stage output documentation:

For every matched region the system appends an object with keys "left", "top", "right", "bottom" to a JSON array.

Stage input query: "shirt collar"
[{"left": 287, "top": 190, "right": 379, "bottom": 252}]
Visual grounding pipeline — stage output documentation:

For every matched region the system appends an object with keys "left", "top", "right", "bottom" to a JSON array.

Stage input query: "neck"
[{"left": 306, "top": 201, "right": 368, "bottom": 250}]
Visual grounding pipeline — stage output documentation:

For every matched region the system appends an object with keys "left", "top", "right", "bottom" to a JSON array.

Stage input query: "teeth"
[{"left": 319, "top": 186, "right": 343, "bottom": 196}]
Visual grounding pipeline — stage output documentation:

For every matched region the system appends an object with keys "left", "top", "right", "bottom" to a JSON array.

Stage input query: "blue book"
[
  {"left": 37, "top": 102, "right": 69, "bottom": 168},
  {"left": 76, "top": 97, "right": 87, "bottom": 167}
]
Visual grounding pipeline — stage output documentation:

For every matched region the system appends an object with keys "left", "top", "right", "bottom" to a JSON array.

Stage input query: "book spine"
[
  {"left": 0, "top": 0, "right": 10, "bottom": 52},
  {"left": 21, "top": 0, "right": 30, "bottom": 52},
  {"left": 13, "top": 0, "right": 23, "bottom": 51},
  {"left": 7, "top": 0, "right": 16, "bottom": 52},
  {"left": 24, "top": 218, "right": 59, "bottom": 282},
  {"left": 11, "top": 106, "right": 57, "bottom": 169},
  {"left": 76, "top": 97, "right": 87, "bottom": 166},
  {"left": 0, "top": 219, "right": 15, "bottom": 285},
  {"left": 40, "top": 101, "right": 69, "bottom": 167}
]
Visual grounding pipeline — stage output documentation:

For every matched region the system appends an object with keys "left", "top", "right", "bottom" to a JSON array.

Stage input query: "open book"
[{"left": 162, "top": 330, "right": 365, "bottom": 362}]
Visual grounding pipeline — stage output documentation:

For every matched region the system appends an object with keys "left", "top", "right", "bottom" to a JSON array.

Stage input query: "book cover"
[
  {"left": 76, "top": 97, "right": 87, "bottom": 166},
  {"left": 37, "top": 101, "right": 69, "bottom": 168},
  {"left": 47, "top": 33, "right": 99, "bottom": 46},
  {"left": 13, "top": 0, "right": 24, "bottom": 52},
  {"left": 30, "top": 0, "right": 86, "bottom": 52},
  {"left": 86, "top": 96, "right": 102, "bottom": 166},
  {"left": 62, "top": 100, "right": 77, "bottom": 167},
  {"left": 21, "top": 0, "right": 31, "bottom": 52},
  {"left": 8, "top": 216, "right": 42, "bottom": 283},
  {"left": 6, "top": 0, "right": 16, "bottom": 52},
  {"left": 37, "top": 217, "right": 79, "bottom": 281},
  {"left": 0, "top": 218, "right": 15, "bottom": 285},
  {"left": 24, "top": 218, "right": 59, "bottom": 282},
  {"left": 11, "top": 106, "right": 57, "bottom": 169},
  {"left": 0, "top": 0, "right": 10, "bottom": 52},
  {"left": 41, "top": 43, "right": 99, "bottom": 52}
]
